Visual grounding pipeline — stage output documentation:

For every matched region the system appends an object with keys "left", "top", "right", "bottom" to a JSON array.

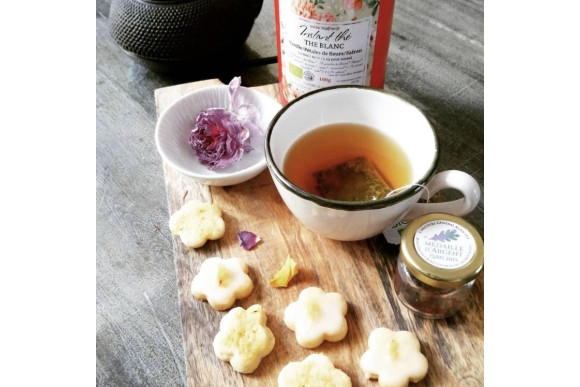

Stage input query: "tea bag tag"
[
  {"left": 383, "top": 183, "right": 433, "bottom": 245},
  {"left": 383, "top": 219, "right": 410, "bottom": 245}
]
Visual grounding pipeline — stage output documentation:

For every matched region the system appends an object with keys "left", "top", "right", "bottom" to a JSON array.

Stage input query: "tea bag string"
[{"left": 385, "top": 183, "right": 431, "bottom": 214}]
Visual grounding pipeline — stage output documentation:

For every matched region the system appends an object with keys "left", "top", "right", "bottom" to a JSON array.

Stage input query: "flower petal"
[
  {"left": 237, "top": 231, "right": 261, "bottom": 250},
  {"left": 270, "top": 255, "right": 298, "bottom": 288},
  {"left": 228, "top": 76, "right": 242, "bottom": 112}
]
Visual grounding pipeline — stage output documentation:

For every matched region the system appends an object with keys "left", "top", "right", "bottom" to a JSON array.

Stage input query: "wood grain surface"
[{"left": 155, "top": 80, "right": 484, "bottom": 386}]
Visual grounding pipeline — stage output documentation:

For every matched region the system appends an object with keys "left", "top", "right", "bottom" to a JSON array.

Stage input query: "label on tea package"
[
  {"left": 281, "top": 13, "right": 371, "bottom": 88},
  {"left": 413, "top": 220, "right": 476, "bottom": 269},
  {"left": 275, "top": 0, "right": 395, "bottom": 104}
]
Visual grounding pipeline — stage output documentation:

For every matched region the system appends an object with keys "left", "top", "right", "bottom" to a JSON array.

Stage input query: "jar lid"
[{"left": 399, "top": 213, "right": 484, "bottom": 289}]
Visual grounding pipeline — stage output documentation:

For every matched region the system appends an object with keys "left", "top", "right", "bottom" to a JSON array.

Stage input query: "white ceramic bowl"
[{"left": 155, "top": 85, "right": 282, "bottom": 186}]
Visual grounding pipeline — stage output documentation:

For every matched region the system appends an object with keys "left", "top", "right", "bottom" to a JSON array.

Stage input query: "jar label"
[{"left": 414, "top": 220, "right": 476, "bottom": 269}]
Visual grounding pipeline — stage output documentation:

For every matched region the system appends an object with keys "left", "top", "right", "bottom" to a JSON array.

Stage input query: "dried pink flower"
[{"left": 189, "top": 77, "right": 262, "bottom": 169}]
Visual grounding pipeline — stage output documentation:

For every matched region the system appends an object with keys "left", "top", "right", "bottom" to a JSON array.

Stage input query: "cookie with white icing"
[
  {"left": 283, "top": 287, "right": 348, "bottom": 348},
  {"left": 360, "top": 327, "right": 428, "bottom": 387},
  {"left": 191, "top": 257, "right": 253, "bottom": 311}
]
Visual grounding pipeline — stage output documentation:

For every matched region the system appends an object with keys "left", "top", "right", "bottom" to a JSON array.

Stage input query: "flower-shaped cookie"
[
  {"left": 278, "top": 353, "right": 352, "bottom": 387},
  {"left": 191, "top": 257, "right": 253, "bottom": 310},
  {"left": 213, "top": 304, "right": 275, "bottom": 373},
  {"left": 169, "top": 200, "right": 225, "bottom": 248},
  {"left": 284, "top": 287, "right": 348, "bottom": 348},
  {"left": 360, "top": 327, "right": 428, "bottom": 387}
]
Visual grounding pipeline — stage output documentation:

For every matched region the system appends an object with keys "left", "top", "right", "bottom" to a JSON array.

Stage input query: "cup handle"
[{"left": 404, "top": 170, "right": 481, "bottom": 220}]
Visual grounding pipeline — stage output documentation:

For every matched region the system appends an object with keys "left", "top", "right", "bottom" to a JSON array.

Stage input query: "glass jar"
[{"left": 394, "top": 213, "right": 484, "bottom": 319}]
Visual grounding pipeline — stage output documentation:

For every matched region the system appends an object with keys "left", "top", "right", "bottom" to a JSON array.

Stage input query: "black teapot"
[{"left": 109, "top": 0, "right": 263, "bottom": 72}]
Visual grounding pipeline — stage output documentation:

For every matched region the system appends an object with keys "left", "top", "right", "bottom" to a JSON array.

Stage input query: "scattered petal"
[
  {"left": 237, "top": 231, "right": 261, "bottom": 250},
  {"left": 269, "top": 255, "right": 298, "bottom": 288}
]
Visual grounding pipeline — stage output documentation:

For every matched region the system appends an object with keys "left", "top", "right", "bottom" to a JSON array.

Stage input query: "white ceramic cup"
[{"left": 265, "top": 86, "right": 481, "bottom": 241}]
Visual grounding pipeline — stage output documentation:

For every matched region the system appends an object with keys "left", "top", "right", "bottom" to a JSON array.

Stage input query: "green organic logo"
[{"left": 289, "top": 62, "right": 303, "bottom": 78}]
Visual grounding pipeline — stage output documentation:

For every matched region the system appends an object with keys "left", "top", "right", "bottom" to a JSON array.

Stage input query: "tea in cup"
[{"left": 264, "top": 86, "right": 481, "bottom": 241}]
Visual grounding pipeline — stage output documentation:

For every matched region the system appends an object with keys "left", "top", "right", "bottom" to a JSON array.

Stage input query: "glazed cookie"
[
  {"left": 213, "top": 304, "right": 275, "bottom": 374},
  {"left": 278, "top": 353, "right": 352, "bottom": 387},
  {"left": 360, "top": 327, "right": 428, "bottom": 387},
  {"left": 169, "top": 200, "right": 225, "bottom": 248},
  {"left": 283, "top": 287, "right": 348, "bottom": 348},
  {"left": 191, "top": 257, "right": 253, "bottom": 310}
]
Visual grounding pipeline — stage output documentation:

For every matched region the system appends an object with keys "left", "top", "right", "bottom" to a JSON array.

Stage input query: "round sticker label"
[{"left": 414, "top": 220, "right": 475, "bottom": 269}]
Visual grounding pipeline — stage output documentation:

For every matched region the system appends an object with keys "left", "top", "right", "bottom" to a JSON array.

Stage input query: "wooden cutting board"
[{"left": 154, "top": 79, "right": 484, "bottom": 386}]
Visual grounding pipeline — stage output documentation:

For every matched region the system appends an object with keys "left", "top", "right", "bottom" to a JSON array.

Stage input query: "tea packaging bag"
[{"left": 314, "top": 157, "right": 393, "bottom": 201}]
